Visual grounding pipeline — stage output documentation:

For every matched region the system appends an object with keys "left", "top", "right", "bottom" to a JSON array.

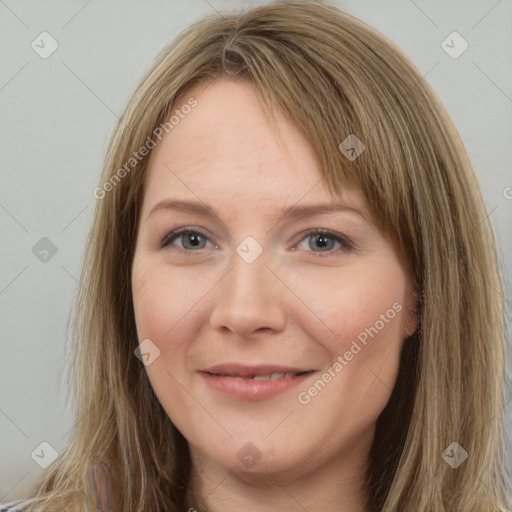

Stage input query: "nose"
[{"left": 209, "top": 246, "right": 287, "bottom": 338}]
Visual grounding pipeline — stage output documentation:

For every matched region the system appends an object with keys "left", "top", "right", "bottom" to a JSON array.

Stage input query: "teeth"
[
  {"left": 219, "top": 371, "right": 302, "bottom": 380},
  {"left": 254, "top": 372, "right": 285, "bottom": 380}
]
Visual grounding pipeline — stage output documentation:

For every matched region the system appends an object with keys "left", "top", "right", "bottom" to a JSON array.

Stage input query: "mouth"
[
  {"left": 204, "top": 370, "right": 313, "bottom": 380},
  {"left": 202, "top": 363, "right": 316, "bottom": 378},
  {"left": 199, "top": 364, "right": 317, "bottom": 401}
]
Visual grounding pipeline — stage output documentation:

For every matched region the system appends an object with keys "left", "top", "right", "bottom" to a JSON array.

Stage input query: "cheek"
[
  {"left": 132, "top": 265, "right": 171, "bottom": 342},
  {"left": 289, "top": 259, "right": 408, "bottom": 428},
  {"left": 131, "top": 259, "right": 222, "bottom": 378},
  {"left": 131, "top": 260, "right": 201, "bottom": 426},
  {"left": 132, "top": 260, "right": 200, "bottom": 343},
  {"left": 288, "top": 258, "right": 408, "bottom": 360}
]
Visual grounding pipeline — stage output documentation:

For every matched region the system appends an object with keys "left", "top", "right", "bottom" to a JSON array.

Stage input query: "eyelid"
[
  {"left": 298, "top": 227, "right": 355, "bottom": 252},
  {"left": 160, "top": 225, "right": 356, "bottom": 256},
  {"left": 160, "top": 226, "right": 215, "bottom": 249}
]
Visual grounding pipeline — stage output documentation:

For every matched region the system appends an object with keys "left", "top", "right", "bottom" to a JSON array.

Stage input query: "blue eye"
[
  {"left": 160, "top": 227, "right": 354, "bottom": 256},
  {"left": 161, "top": 228, "right": 214, "bottom": 251},
  {"left": 298, "top": 228, "right": 354, "bottom": 256}
]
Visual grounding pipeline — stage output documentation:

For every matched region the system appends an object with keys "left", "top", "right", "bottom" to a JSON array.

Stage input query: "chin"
[{"left": 206, "top": 438, "right": 311, "bottom": 477}]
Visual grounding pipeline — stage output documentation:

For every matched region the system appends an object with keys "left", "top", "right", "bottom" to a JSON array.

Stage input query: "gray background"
[{"left": 1, "top": 0, "right": 511, "bottom": 501}]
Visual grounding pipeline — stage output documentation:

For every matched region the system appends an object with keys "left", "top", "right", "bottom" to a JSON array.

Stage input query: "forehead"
[{"left": 143, "top": 78, "right": 364, "bottom": 213}]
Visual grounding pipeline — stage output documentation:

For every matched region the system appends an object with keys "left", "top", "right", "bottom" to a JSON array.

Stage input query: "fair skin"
[{"left": 131, "top": 78, "right": 418, "bottom": 512}]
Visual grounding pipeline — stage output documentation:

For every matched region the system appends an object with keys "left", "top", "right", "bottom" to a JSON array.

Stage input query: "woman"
[{"left": 2, "top": 1, "right": 510, "bottom": 511}]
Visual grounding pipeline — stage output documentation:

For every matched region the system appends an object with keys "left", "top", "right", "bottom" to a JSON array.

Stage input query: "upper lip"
[{"left": 202, "top": 363, "right": 316, "bottom": 377}]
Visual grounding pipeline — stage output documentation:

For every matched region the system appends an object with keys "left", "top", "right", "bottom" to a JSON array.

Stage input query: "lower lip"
[{"left": 199, "top": 371, "right": 316, "bottom": 401}]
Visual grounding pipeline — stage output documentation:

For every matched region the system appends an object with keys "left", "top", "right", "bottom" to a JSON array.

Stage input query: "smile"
[{"left": 199, "top": 368, "right": 316, "bottom": 401}]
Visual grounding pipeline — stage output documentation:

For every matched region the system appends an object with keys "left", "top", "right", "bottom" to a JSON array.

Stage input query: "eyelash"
[{"left": 160, "top": 227, "right": 355, "bottom": 257}]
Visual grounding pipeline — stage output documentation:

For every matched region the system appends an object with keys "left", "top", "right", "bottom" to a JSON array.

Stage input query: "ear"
[
  {"left": 93, "top": 462, "right": 113, "bottom": 512},
  {"left": 403, "top": 287, "right": 420, "bottom": 338}
]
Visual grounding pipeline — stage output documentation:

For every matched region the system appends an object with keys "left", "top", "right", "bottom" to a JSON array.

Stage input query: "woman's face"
[{"left": 131, "top": 78, "right": 417, "bottom": 479}]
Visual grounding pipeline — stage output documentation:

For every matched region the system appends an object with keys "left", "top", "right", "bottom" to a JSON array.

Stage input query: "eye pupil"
[
  {"left": 184, "top": 232, "right": 203, "bottom": 249},
  {"left": 316, "top": 235, "right": 327, "bottom": 247},
  {"left": 310, "top": 233, "right": 333, "bottom": 251}
]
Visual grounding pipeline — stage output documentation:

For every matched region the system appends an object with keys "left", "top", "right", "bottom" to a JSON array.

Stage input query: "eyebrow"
[{"left": 146, "top": 199, "right": 370, "bottom": 224}]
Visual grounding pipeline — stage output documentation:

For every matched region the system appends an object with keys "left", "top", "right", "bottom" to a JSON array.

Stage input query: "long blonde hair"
[{"left": 13, "top": 1, "right": 511, "bottom": 510}]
